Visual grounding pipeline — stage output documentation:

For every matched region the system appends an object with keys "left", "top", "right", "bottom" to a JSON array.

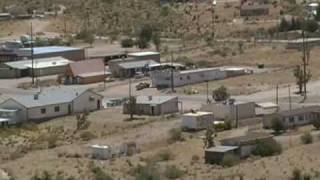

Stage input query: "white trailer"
[{"left": 182, "top": 111, "right": 214, "bottom": 130}]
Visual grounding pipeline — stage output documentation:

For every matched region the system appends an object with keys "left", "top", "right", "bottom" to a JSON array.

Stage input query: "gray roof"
[
  {"left": 136, "top": 96, "right": 177, "bottom": 105},
  {"left": 4, "top": 87, "right": 99, "bottom": 108},
  {"left": 118, "top": 60, "right": 159, "bottom": 69},
  {"left": 205, "top": 146, "right": 239, "bottom": 153}
]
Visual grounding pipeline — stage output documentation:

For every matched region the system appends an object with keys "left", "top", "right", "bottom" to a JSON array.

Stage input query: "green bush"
[
  {"left": 214, "top": 121, "right": 232, "bottom": 131},
  {"left": 252, "top": 140, "right": 282, "bottom": 157},
  {"left": 121, "top": 38, "right": 135, "bottom": 48},
  {"left": 271, "top": 117, "right": 285, "bottom": 134},
  {"left": 164, "top": 165, "right": 184, "bottom": 179},
  {"left": 312, "top": 119, "right": 320, "bottom": 130},
  {"left": 80, "top": 131, "right": 97, "bottom": 141},
  {"left": 301, "top": 132, "right": 313, "bottom": 144},
  {"left": 92, "top": 167, "right": 114, "bottom": 180},
  {"left": 167, "top": 128, "right": 184, "bottom": 144},
  {"left": 132, "top": 163, "right": 161, "bottom": 180},
  {"left": 221, "top": 154, "right": 240, "bottom": 167},
  {"left": 154, "top": 149, "right": 174, "bottom": 162}
]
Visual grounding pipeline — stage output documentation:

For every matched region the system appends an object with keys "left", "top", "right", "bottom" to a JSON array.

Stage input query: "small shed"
[
  {"left": 90, "top": 144, "right": 112, "bottom": 160},
  {"left": 256, "top": 102, "right": 278, "bottom": 116},
  {"left": 182, "top": 111, "right": 213, "bottom": 130},
  {"left": 205, "top": 146, "right": 239, "bottom": 165}
]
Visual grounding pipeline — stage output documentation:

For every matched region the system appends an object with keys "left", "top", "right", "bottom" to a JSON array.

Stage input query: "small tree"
[
  {"left": 300, "top": 132, "right": 313, "bottom": 144},
  {"left": 152, "top": 32, "right": 161, "bottom": 51},
  {"left": 128, "top": 96, "right": 136, "bottom": 120},
  {"left": 212, "top": 85, "right": 230, "bottom": 102},
  {"left": 271, "top": 117, "right": 284, "bottom": 135},
  {"left": 312, "top": 119, "right": 320, "bottom": 130},
  {"left": 302, "top": 19, "right": 319, "bottom": 33},
  {"left": 76, "top": 111, "right": 90, "bottom": 130},
  {"left": 203, "top": 126, "right": 215, "bottom": 149},
  {"left": 293, "top": 65, "right": 311, "bottom": 94}
]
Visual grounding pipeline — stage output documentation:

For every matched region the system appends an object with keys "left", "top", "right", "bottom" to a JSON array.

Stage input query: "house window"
[
  {"left": 41, "top": 108, "right": 46, "bottom": 114},
  {"left": 187, "top": 75, "right": 191, "bottom": 80},
  {"left": 289, "top": 116, "right": 294, "bottom": 123},
  {"left": 180, "top": 77, "right": 183, "bottom": 81},
  {"left": 298, "top": 116, "right": 304, "bottom": 121},
  {"left": 89, "top": 96, "right": 95, "bottom": 102},
  {"left": 54, "top": 106, "right": 60, "bottom": 112}
]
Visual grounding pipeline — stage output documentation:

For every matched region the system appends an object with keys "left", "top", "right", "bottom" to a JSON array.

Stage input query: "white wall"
[
  {"left": 151, "top": 69, "right": 227, "bottom": 88},
  {"left": 72, "top": 91, "right": 102, "bottom": 113},
  {"left": 182, "top": 113, "right": 213, "bottom": 130},
  {"left": 0, "top": 99, "right": 27, "bottom": 123},
  {"left": 28, "top": 103, "right": 70, "bottom": 120},
  {"left": 159, "top": 98, "right": 179, "bottom": 115}
]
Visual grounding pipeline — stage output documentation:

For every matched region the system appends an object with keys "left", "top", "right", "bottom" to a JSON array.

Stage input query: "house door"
[
  {"left": 68, "top": 105, "right": 72, "bottom": 114},
  {"left": 97, "top": 100, "right": 101, "bottom": 109},
  {"left": 151, "top": 106, "right": 155, "bottom": 116}
]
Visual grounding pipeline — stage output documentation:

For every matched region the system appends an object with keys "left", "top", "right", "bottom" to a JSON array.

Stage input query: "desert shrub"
[
  {"left": 121, "top": 38, "right": 135, "bottom": 48},
  {"left": 91, "top": 167, "right": 114, "bottom": 180},
  {"left": 197, "top": 60, "right": 211, "bottom": 68},
  {"left": 31, "top": 171, "right": 75, "bottom": 180},
  {"left": 167, "top": 128, "right": 184, "bottom": 144},
  {"left": 191, "top": 155, "right": 200, "bottom": 163},
  {"left": 271, "top": 117, "right": 285, "bottom": 135},
  {"left": 312, "top": 119, "right": 320, "bottom": 130},
  {"left": 47, "top": 135, "right": 58, "bottom": 149},
  {"left": 212, "top": 85, "right": 230, "bottom": 102},
  {"left": 153, "top": 149, "right": 174, "bottom": 162},
  {"left": 252, "top": 140, "right": 282, "bottom": 157},
  {"left": 164, "top": 165, "right": 184, "bottom": 179},
  {"left": 214, "top": 121, "right": 232, "bottom": 131},
  {"left": 291, "top": 168, "right": 312, "bottom": 180},
  {"left": 80, "top": 131, "right": 97, "bottom": 141},
  {"left": 132, "top": 163, "right": 161, "bottom": 180},
  {"left": 300, "top": 132, "right": 313, "bottom": 144},
  {"left": 222, "top": 154, "right": 240, "bottom": 167}
]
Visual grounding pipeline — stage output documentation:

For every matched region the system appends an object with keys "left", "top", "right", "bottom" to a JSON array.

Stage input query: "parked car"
[{"left": 136, "top": 82, "right": 150, "bottom": 91}]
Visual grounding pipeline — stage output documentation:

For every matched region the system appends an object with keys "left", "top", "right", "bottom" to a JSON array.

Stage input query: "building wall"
[
  {"left": 72, "top": 91, "right": 102, "bottom": 113},
  {"left": 27, "top": 103, "right": 70, "bottom": 121},
  {"left": 28, "top": 49, "right": 85, "bottom": 61},
  {"left": 0, "top": 99, "right": 27, "bottom": 123},
  {"left": 0, "top": 68, "right": 20, "bottom": 78},
  {"left": 159, "top": 97, "right": 179, "bottom": 115},
  {"left": 201, "top": 102, "right": 256, "bottom": 120},
  {"left": 78, "top": 75, "right": 105, "bottom": 84},
  {"left": 32, "top": 65, "right": 69, "bottom": 77},
  {"left": 151, "top": 69, "right": 227, "bottom": 88},
  {"left": 182, "top": 113, "right": 213, "bottom": 130}
]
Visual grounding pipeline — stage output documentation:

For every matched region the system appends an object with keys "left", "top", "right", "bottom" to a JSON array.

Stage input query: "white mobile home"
[
  {"left": 182, "top": 111, "right": 213, "bottom": 130},
  {"left": 150, "top": 68, "right": 226, "bottom": 88},
  {"left": 0, "top": 87, "right": 103, "bottom": 124}
]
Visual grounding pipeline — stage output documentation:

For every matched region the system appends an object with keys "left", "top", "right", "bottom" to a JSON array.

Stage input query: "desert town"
[{"left": 1, "top": 0, "right": 320, "bottom": 180}]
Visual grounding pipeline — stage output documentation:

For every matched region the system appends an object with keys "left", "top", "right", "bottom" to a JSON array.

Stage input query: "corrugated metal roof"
[
  {"left": 136, "top": 96, "right": 177, "bottom": 105},
  {"left": 5, "top": 56, "right": 71, "bottom": 70},
  {"left": 6, "top": 87, "right": 90, "bottom": 108},
  {"left": 70, "top": 59, "right": 105, "bottom": 77},
  {"left": 278, "top": 106, "right": 320, "bottom": 117},
  {"left": 118, "top": 60, "right": 159, "bottom": 69},
  {"left": 18, "top": 46, "right": 82, "bottom": 55}
]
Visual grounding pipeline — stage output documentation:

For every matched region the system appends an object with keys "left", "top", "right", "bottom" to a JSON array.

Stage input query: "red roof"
[{"left": 69, "top": 59, "right": 105, "bottom": 77}]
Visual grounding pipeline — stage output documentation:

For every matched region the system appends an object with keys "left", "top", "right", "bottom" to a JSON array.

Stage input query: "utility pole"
[
  {"left": 31, "top": 22, "right": 35, "bottom": 85},
  {"left": 288, "top": 85, "right": 292, "bottom": 111},
  {"left": 206, "top": 81, "right": 210, "bottom": 104},
  {"left": 211, "top": 0, "right": 217, "bottom": 40},
  {"left": 302, "top": 31, "right": 308, "bottom": 99},
  {"left": 276, "top": 84, "right": 279, "bottom": 112},
  {"left": 129, "top": 78, "right": 133, "bottom": 120},
  {"left": 235, "top": 105, "right": 239, "bottom": 128},
  {"left": 170, "top": 52, "right": 175, "bottom": 93}
]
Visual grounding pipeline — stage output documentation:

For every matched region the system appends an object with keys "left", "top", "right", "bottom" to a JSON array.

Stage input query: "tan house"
[{"left": 63, "top": 59, "right": 108, "bottom": 84}]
